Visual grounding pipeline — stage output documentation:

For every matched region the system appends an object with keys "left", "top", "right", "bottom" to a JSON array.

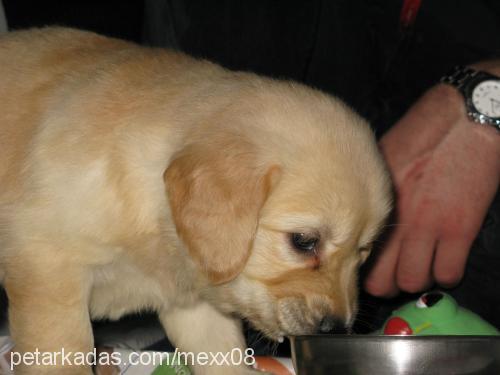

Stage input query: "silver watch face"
[{"left": 472, "top": 80, "right": 500, "bottom": 118}]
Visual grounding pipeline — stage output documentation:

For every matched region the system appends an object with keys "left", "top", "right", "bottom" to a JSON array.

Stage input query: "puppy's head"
[{"left": 165, "top": 80, "right": 391, "bottom": 340}]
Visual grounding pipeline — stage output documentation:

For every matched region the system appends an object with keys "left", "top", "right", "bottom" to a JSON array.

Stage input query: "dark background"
[
  {"left": 1, "top": 0, "right": 500, "bottom": 353},
  {"left": 4, "top": 0, "right": 500, "bottom": 135}
]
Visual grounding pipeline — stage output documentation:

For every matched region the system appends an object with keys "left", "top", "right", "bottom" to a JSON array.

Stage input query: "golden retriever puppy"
[{"left": 0, "top": 28, "right": 391, "bottom": 374}]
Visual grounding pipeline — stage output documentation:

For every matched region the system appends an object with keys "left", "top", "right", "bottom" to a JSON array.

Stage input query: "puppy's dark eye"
[{"left": 290, "top": 233, "right": 319, "bottom": 253}]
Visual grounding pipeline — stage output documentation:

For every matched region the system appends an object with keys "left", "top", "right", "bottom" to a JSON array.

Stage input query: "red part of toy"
[{"left": 384, "top": 316, "right": 414, "bottom": 335}]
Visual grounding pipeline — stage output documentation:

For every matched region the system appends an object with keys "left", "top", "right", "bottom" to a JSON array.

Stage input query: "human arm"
[{"left": 364, "top": 62, "right": 500, "bottom": 297}]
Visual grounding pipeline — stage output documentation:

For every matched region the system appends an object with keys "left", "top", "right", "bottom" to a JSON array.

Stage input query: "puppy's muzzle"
[{"left": 317, "top": 315, "right": 350, "bottom": 334}]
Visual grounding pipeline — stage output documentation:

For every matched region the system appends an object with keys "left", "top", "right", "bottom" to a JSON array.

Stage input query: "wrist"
[
  {"left": 469, "top": 119, "right": 500, "bottom": 159},
  {"left": 438, "top": 64, "right": 500, "bottom": 144},
  {"left": 440, "top": 63, "right": 500, "bottom": 133},
  {"left": 431, "top": 83, "right": 468, "bottom": 124},
  {"left": 435, "top": 81, "right": 500, "bottom": 156},
  {"left": 468, "top": 63, "right": 500, "bottom": 147}
]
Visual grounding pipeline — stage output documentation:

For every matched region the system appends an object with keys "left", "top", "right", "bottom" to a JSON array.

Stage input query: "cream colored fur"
[{"left": 0, "top": 28, "right": 392, "bottom": 374}]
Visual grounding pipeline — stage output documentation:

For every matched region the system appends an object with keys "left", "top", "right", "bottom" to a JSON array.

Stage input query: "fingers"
[
  {"left": 433, "top": 236, "right": 473, "bottom": 288},
  {"left": 363, "top": 232, "right": 401, "bottom": 298},
  {"left": 432, "top": 205, "right": 485, "bottom": 288},
  {"left": 364, "top": 231, "right": 436, "bottom": 297},
  {"left": 365, "top": 208, "right": 439, "bottom": 297},
  {"left": 396, "top": 233, "right": 436, "bottom": 293},
  {"left": 366, "top": 224, "right": 472, "bottom": 298}
]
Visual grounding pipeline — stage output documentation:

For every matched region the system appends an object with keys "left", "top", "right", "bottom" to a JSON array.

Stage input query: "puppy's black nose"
[{"left": 317, "top": 315, "right": 348, "bottom": 334}]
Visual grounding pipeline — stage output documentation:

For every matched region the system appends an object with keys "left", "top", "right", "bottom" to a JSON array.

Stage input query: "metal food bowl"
[{"left": 290, "top": 335, "right": 500, "bottom": 375}]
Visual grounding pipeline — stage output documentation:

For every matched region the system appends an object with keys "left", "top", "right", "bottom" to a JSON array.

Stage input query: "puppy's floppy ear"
[{"left": 164, "top": 137, "right": 280, "bottom": 284}]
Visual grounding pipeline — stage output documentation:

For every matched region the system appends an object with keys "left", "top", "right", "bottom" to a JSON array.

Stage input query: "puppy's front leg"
[
  {"left": 160, "top": 301, "right": 259, "bottom": 375},
  {"left": 5, "top": 264, "right": 93, "bottom": 375}
]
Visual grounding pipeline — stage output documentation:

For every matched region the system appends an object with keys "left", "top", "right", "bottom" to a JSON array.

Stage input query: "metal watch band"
[
  {"left": 441, "top": 66, "right": 500, "bottom": 131},
  {"left": 440, "top": 65, "right": 479, "bottom": 91}
]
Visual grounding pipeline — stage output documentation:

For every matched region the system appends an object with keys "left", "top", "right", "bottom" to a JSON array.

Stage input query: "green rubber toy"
[{"left": 381, "top": 291, "right": 499, "bottom": 335}]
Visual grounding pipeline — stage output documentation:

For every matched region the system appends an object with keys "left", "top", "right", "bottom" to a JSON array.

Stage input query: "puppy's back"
[
  {"left": 0, "top": 27, "right": 214, "bottom": 204},
  {"left": 0, "top": 28, "right": 129, "bottom": 198}
]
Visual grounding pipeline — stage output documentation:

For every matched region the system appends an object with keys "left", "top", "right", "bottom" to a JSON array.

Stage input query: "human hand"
[{"left": 364, "top": 69, "right": 500, "bottom": 297}]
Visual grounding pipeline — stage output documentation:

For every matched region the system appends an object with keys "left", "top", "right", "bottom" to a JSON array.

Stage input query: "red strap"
[{"left": 400, "top": 0, "right": 422, "bottom": 29}]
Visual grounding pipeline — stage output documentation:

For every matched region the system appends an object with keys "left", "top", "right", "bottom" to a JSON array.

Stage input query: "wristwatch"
[{"left": 440, "top": 66, "right": 500, "bottom": 131}]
